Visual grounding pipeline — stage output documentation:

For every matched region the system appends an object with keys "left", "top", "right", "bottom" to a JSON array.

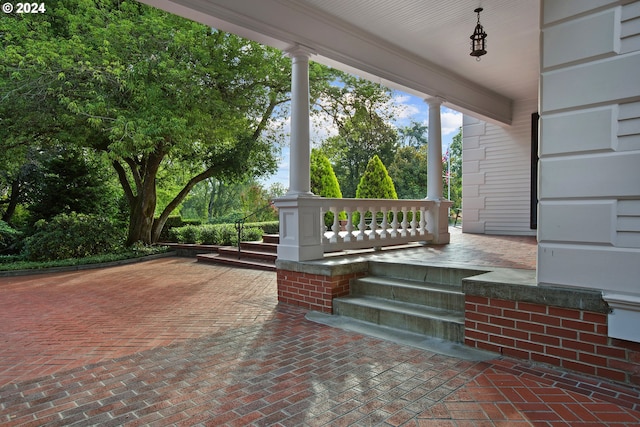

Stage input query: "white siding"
[
  {"left": 540, "top": 0, "right": 640, "bottom": 342},
  {"left": 462, "top": 98, "right": 537, "bottom": 236}
]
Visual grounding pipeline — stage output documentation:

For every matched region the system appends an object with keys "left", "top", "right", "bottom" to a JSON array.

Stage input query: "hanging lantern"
[{"left": 470, "top": 7, "right": 487, "bottom": 60}]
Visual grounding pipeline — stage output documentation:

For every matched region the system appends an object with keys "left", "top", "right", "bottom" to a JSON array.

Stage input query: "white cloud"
[{"left": 441, "top": 108, "right": 463, "bottom": 135}]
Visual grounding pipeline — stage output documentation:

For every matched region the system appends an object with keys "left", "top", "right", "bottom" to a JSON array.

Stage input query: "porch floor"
[{"left": 318, "top": 226, "right": 538, "bottom": 271}]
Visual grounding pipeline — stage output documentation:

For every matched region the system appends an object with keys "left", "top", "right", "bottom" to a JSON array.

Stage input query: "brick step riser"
[
  {"left": 239, "top": 241, "right": 278, "bottom": 253},
  {"left": 262, "top": 234, "right": 280, "bottom": 245},
  {"left": 333, "top": 299, "right": 464, "bottom": 342},
  {"left": 217, "top": 248, "right": 277, "bottom": 262}
]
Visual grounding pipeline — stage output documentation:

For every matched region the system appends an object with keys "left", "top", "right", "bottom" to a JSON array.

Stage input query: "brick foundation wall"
[
  {"left": 465, "top": 295, "right": 640, "bottom": 387},
  {"left": 277, "top": 270, "right": 365, "bottom": 313}
]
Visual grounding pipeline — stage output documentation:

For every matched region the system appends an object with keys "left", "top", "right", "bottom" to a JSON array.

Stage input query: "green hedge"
[
  {"left": 168, "top": 222, "right": 277, "bottom": 245},
  {"left": 22, "top": 213, "right": 125, "bottom": 261}
]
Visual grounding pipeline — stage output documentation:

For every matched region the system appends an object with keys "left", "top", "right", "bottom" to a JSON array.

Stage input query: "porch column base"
[
  {"left": 426, "top": 199, "right": 453, "bottom": 244},
  {"left": 274, "top": 194, "right": 324, "bottom": 262}
]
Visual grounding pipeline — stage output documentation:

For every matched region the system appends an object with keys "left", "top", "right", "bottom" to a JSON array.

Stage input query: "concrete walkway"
[{"left": 1, "top": 253, "right": 639, "bottom": 425}]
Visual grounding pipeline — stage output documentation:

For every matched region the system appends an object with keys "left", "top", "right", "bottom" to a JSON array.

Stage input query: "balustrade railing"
[
  {"left": 274, "top": 195, "right": 450, "bottom": 261},
  {"left": 321, "top": 198, "right": 435, "bottom": 252}
]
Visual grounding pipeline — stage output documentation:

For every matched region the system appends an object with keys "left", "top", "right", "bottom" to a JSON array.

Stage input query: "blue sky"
[{"left": 262, "top": 90, "right": 463, "bottom": 189}]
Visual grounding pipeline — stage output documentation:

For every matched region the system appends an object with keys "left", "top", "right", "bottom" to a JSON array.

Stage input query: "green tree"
[
  {"left": 1, "top": 1, "right": 287, "bottom": 244},
  {"left": 445, "top": 128, "right": 463, "bottom": 210},
  {"left": 355, "top": 155, "right": 398, "bottom": 199},
  {"left": 398, "top": 121, "right": 428, "bottom": 148},
  {"left": 388, "top": 145, "right": 429, "bottom": 199},
  {"left": 310, "top": 149, "right": 343, "bottom": 199},
  {"left": 316, "top": 73, "right": 399, "bottom": 197},
  {"left": 310, "top": 148, "right": 345, "bottom": 227},
  {"left": 27, "top": 147, "right": 122, "bottom": 223}
]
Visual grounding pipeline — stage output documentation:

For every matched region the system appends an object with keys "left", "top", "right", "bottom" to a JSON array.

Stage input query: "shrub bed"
[{"left": 168, "top": 221, "right": 278, "bottom": 245}]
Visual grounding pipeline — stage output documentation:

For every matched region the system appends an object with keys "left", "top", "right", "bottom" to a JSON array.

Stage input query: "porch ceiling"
[{"left": 139, "top": 0, "right": 540, "bottom": 125}]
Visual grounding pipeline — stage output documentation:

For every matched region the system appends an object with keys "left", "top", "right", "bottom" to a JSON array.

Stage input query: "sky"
[{"left": 262, "top": 90, "right": 463, "bottom": 189}]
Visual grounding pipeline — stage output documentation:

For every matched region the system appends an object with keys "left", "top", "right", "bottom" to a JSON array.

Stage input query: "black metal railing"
[{"left": 233, "top": 201, "right": 275, "bottom": 259}]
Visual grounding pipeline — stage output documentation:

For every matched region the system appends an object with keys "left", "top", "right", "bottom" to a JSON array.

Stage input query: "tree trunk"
[
  {"left": 150, "top": 167, "right": 219, "bottom": 244},
  {"left": 1, "top": 180, "right": 20, "bottom": 224}
]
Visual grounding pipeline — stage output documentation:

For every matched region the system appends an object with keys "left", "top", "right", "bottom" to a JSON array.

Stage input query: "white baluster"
[
  {"left": 368, "top": 207, "right": 378, "bottom": 240},
  {"left": 344, "top": 209, "right": 353, "bottom": 242},
  {"left": 330, "top": 207, "right": 339, "bottom": 243},
  {"left": 401, "top": 207, "right": 409, "bottom": 236},
  {"left": 380, "top": 208, "right": 388, "bottom": 239},
  {"left": 410, "top": 207, "right": 418, "bottom": 236},
  {"left": 357, "top": 208, "right": 366, "bottom": 241},
  {"left": 419, "top": 207, "right": 427, "bottom": 236},
  {"left": 391, "top": 208, "right": 399, "bottom": 238}
]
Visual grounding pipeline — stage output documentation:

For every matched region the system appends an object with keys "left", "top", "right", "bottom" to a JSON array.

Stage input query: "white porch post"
[
  {"left": 427, "top": 97, "right": 444, "bottom": 201},
  {"left": 287, "top": 46, "right": 313, "bottom": 196},
  {"left": 426, "top": 97, "right": 451, "bottom": 243},
  {"left": 274, "top": 46, "right": 323, "bottom": 261}
]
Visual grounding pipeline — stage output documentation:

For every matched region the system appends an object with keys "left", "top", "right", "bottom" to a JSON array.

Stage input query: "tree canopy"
[
  {"left": 315, "top": 74, "right": 399, "bottom": 197},
  {"left": 1, "top": 0, "right": 289, "bottom": 244}
]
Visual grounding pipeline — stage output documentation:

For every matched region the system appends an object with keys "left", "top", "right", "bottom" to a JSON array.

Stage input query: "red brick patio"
[{"left": 1, "top": 246, "right": 640, "bottom": 425}]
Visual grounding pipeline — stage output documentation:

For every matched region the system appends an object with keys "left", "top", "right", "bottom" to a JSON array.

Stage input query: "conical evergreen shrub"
[
  {"left": 354, "top": 155, "right": 398, "bottom": 227},
  {"left": 310, "top": 149, "right": 346, "bottom": 228}
]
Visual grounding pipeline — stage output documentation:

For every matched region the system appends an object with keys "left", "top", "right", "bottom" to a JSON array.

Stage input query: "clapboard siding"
[
  {"left": 462, "top": 97, "right": 537, "bottom": 236},
  {"left": 622, "top": 2, "right": 640, "bottom": 53}
]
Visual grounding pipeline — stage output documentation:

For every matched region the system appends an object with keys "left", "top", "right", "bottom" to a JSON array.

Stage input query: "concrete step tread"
[
  {"left": 334, "top": 296, "right": 464, "bottom": 324},
  {"left": 354, "top": 276, "right": 462, "bottom": 294}
]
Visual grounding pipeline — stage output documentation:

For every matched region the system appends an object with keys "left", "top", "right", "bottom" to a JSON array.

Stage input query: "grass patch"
[{"left": 0, "top": 245, "right": 171, "bottom": 272}]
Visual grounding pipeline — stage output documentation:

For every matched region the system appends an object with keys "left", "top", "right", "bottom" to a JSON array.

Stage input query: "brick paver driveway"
[{"left": 1, "top": 257, "right": 639, "bottom": 426}]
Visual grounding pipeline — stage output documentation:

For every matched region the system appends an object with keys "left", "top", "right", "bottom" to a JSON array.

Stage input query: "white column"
[
  {"left": 426, "top": 97, "right": 443, "bottom": 201},
  {"left": 286, "top": 46, "right": 313, "bottom": 196},
  {"left": 274, "top": 46, "right": 323, "bottom": 261},
  {"left": 425, "top": 97, "right": 451, "bottom": 244}
]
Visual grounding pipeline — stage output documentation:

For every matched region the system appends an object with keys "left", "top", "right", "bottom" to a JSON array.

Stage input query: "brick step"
[
  {"left": 196, "top": 253, "right": 276, "bottom": 271},
  {"left": 262, "top": 234, "right": 279, "bottom": 245},
  {"left": 240, "top": 241, "right": 278, "bottom": 253},
  {"left": 216, "top": 246, "right": 277, "bottom": 261},
  {"left": 333, "top": 296, "right": 464, "bottom": 342}
]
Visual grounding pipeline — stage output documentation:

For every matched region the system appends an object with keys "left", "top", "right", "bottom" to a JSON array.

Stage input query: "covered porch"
[{"left": 140, "top": 0, "right": 640, "bottom": 388}]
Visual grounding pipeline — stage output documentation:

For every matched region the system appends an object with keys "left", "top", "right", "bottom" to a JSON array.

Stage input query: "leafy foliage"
[
  {"left": 23, "top": 213, "right": 125, "bottom": 261},
  {"left": 2, "top": 0, "right": 286, "bottom": 244},
  {"left": 311, "top": 149, "right": 346, "bottom": 226},
  {"left": 388, "top": 145, "right": 429, "bottom": 199},
  {"left": 356, "top": 155, "right": 398, "bottom": 200},
  {"left": 316, "top": 73, "right": 399, "bottom": 197},
  {"left": 27, "top": 147, "right": 123, "bottom": 223},
  {"left": 0, "top": 220, "right": 21, "bottom": 253},
  {"left": 169, "top": 223, "right": 264, "bottom": 246}
]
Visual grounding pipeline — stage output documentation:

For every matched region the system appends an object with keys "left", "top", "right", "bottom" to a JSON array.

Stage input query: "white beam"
[{"left": 139, "top": 0, "right": 513, "bottom": 125}]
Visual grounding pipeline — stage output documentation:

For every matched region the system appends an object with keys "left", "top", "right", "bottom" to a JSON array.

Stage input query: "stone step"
[
  {"left": 368, "top": 261, "right": 486, "bottom": 286},
  {"left": 350, "top": 276, "right": 464, "bottom": 312},
  {"left": 333, "top": 296, "right": 464, "bottom": 342},
  {"left": 196, "top": 253, "right": 276, "bottom": 271}
]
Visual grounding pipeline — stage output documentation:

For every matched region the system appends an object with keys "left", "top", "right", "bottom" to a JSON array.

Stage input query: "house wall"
[
  {"left": 462, "top": 98, "right": 538, "bottom": 236},
  {"left": 539, "top": 0, "right": 640, "bottom": 342}
]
